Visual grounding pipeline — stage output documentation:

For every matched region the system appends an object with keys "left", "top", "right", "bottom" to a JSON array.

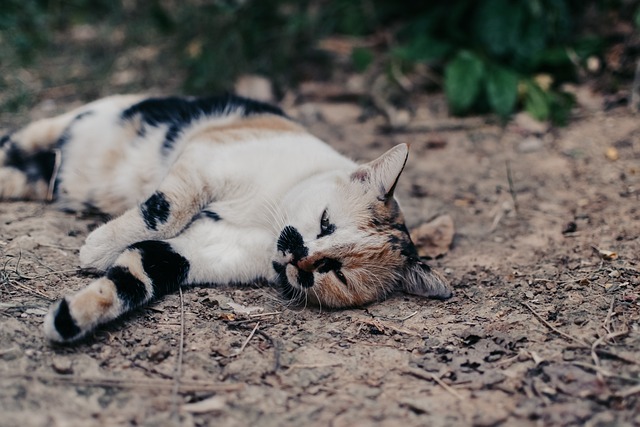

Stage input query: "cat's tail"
[
  {"left": 43, "top": 240, "right": 190, "bottom": 343},
  {"left": 1, "top": 95, "right": 143, "bottom": 201},
  {"left": 0, "top": 109, "right": 83, "bottom": 201}
]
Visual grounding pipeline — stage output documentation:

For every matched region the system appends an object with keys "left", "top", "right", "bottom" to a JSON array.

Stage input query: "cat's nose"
[
  {"left": 296, "top": 254, "right": 327, "bottom": 272},
  {"left": 295, "top": 256, "right": 316, "bottom": 272},
  {"left": 296, "top": 256, "right": 329, "bottom": 272}
]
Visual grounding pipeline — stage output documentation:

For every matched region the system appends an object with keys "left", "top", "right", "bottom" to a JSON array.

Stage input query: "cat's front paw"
[
  {"left": 79, "top": 225, "right": 121, "bottom": 271},
  {"left": 43, "top": 298, "right": 84, "bottom": 343}
]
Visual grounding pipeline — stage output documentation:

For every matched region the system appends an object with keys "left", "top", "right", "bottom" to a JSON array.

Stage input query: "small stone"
[
  {"left": 562, "top": 221, "right": 577, "bottom": 234},
  {"left": 605, "top": 147, "right": 619, "bottom": 161},
  {"left": 513, "top": 112, "right": 550, "bottom": 134},
  {"left": 51, "top": 357, "right": 74, "bottom": 375},
  {"left": 517, "top": 136, "right": 544, "bottom": 153},
  {"left": 234, "top": 74, "right": 274, "bottom": 103},
  {"left": 148, "top": 343, "right": 171, "bottom": 363}
]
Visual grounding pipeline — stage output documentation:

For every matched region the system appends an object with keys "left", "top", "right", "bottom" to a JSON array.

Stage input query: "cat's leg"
[
  {"left": 44, "top": 240, "right": 190, "bottom": 343},
  {"left": 79, "top": 150, "right": 215, "bottom": 271},
  {"left": 44, "top": 220, "right": 273, "bottom": 343}
]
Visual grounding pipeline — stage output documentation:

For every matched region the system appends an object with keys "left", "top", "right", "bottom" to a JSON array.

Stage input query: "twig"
[
  {"left": 523, "top": 302, "right": 589, "bottom": 346},
  {"left": 227, "top": 323, "right": 282, "bottom": 372},
  {"left": 404, "top": 367, "right": 463, "bottom": 400},
  {"left": 249, "top": 311, "right": 281, "bottom": 318},
  {"left": 7, "top": 280, "right": 54, "bottom": 301},
  {"left": 380, "top": 117, "right": 491, "bottom": 134},
  {"left": 14, "top": 373, "right": 243, "bottom": 392},
  {"left": 505, "top": 160, "right": 519, "bottom": 214},
  {"left": 591, "top": 319, "right": 625, "bottom": 369},
  {"left": 616, "top": 384, "right": 640, "bottom": 398},
  {"left": 234, "top": 321, "right": 260, "bottom": 356},
  {"left": 170, "top": 286, "right": 186, "bottom": 420},
  {"left": 287, "top": 362, "right": 343, "bottom": 370},
  {"left": 572, "top": 361, "right": 640, "bottom": 384},
  {"left": 630, "top": 58, "right": 640, "bottom": 112},
  {"left": 130, "top": 361, "right": 174, "bottom": 380},
  {"left": 0, "top": 346, "right": 18, "bottom": 356},
  {"left": 373, "top": 310, "right": 419, "bottom": 322},
  {"left": 359, "top": 318, "right": 420, "bottom": 336},
  {"left": 603, "top": 297, "right": 615, "bottom": 335},
  {"left": 37, "top": 242, "right": 79, "bottom": 252}
]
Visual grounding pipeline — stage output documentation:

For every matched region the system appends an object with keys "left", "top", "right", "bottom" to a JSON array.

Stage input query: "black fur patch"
[
  {"left": 388, "top": 234, "right": 419, "bottom": 260},
  {"left": 272, "top": 261, "right": 297, "bottom": 300},
  {"left": 4, "top": 144, "right": 57, "bottom": 184},
  {"left": 141, "top": 192, "right": 170, "bottom": 230},
  {"left": 0, "top": 133, "right": 12, "bottom": 148},
  {"left": 120, "top": 94, "right": 286, "bottom": 153},
  {"left": 54, "top": 298, "right": 81, "bottom": 340},
  {"left": 277, "top": 226, "right": 308, "bottom": 261},
  {"left": 315, "top": 258, "right": 342, "bottom": 274},
  {"left": 107, "top": 266, "right": 148, "bottom": 309},
  {"left": 297, "top": 270, "right": 315, "bottom": 288},
  {"left": 130, "top": 240, "right": 190, "bottom": 298},
  {"left": 200, "top": 210, "right": 221, "bottom": 221}
]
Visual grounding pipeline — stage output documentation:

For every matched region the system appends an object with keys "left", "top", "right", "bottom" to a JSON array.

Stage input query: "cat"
[{"left": 0, "top": 94, "right": 452, "bottom": 343}]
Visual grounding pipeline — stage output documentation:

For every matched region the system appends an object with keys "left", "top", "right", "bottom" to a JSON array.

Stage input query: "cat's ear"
[
  {"left": 400, "top": 261, "right": 453, "bottom": 299},
  {"left": 351, "top": 143, "right": 409, "bottom": 201}
]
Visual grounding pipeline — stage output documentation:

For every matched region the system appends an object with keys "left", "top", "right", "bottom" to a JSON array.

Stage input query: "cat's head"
[{"left": 272, "top": 143, "right": 452, "bottom": 308}]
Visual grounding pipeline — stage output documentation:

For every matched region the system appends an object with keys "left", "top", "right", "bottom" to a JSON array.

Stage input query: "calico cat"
[{"left": 0, "top": 94, "right": 452, "bottom": 343}]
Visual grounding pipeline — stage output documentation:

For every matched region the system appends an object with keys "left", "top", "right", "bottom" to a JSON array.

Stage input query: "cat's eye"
[
  {"left": 317, "top": 208, "right": 335, "bottom": 238},
  {"left": 334, "top": 270, "right": 348, "bottom": 285}
]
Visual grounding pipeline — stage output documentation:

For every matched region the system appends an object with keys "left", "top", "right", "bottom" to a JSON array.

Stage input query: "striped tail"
[{"left": 44, "top": 241, "right": 190, "bottom": 343}]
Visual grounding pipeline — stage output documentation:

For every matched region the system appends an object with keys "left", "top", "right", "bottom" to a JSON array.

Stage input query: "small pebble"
[
  {"left": 51, "top": 357, "right": 74, "bottom": 375},
  {"left": 517, "top": 136, "right": 544, "bottom": 153}
]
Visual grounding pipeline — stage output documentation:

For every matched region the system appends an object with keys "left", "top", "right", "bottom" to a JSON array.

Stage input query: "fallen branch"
[
  {"left": 523, "top": 302, "right": 590, "bottom": 346},
  {"left": 404, "top": 367, "right": 463, "bottom": 400}
]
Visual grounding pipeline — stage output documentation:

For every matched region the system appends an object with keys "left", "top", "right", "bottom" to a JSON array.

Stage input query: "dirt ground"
[{"left": 1, "top": 81, "right": 639, "bottom": 427}]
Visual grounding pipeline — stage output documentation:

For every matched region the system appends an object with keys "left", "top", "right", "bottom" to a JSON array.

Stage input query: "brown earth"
[{"left": 1, "top": 84, "right": 639, "bottom": 427}]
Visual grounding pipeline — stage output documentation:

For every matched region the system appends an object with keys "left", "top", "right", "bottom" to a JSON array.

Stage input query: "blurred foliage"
[{"left": 0, "top": 0, "right": 637, "bottom": 123}]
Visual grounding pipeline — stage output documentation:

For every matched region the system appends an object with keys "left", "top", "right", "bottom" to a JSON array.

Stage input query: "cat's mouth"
[
  {"left": 272, "top": 258, "right": 315, "bottom": 293},
  {"left": 273, "top": 225, "right": 315, "bottom": 296}
]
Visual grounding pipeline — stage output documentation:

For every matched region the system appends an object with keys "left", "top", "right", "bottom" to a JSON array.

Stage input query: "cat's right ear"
[
  {"left": 400, "top": 261, "right": 453, "bottom": 300},
  {"left": 351, "top": 144, "right": 409, "bottom": 202}
]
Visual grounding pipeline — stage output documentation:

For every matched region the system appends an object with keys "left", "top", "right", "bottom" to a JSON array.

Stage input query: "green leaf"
[
  {"left": 524, "top": 80, "right": 549, "bottom": 121},
  {"left": 445, "top": 51, "right": 485, "bottom": 115},
  {"left": 351, "top": 47, "right": 373, "bottom": 73},
  {"left": 475, "top": 0, "right": 521, "bottom": 57},
  {"left": 548, "top": 91, "right": 575, "bottom": 126},
  {"left": 486, "top": 65, "right": 518, "bottom": 117},
  {"left": 393, "top": 36, "right": 452, "bottom": 63}
]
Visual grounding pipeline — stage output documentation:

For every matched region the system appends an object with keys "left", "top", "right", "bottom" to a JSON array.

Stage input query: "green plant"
[{"left": 391, "top": 0, "right": 603, "bottom": 123}]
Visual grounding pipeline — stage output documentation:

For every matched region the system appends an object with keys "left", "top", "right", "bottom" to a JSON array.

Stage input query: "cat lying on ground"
[{"left": 0, "top": 94, "right": 452, "bottom": 343}]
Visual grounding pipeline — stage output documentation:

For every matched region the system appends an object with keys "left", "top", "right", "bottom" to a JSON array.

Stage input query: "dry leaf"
[
  {"left": 592, "top": 246, "right": 618, "bottom": 260},
  {"left": 182, "top": 396, "right": 226, "bottom": 414},
  {"left": 226, "top": 302, "right": 264, "bottom": 315},
  {"left": 410, "top": 214, "right": 455, "bottom": 258},
  {"left": 219, "top": 312, "right": 236, "bottom": 321}
]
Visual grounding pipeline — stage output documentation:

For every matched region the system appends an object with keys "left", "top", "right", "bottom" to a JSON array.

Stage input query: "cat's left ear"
[
  {"left": 400, "top": 261, "right": 453, "bottom": 299},
  {"left": 351, "top": 143, "right": 409, "bottom": 202}
]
